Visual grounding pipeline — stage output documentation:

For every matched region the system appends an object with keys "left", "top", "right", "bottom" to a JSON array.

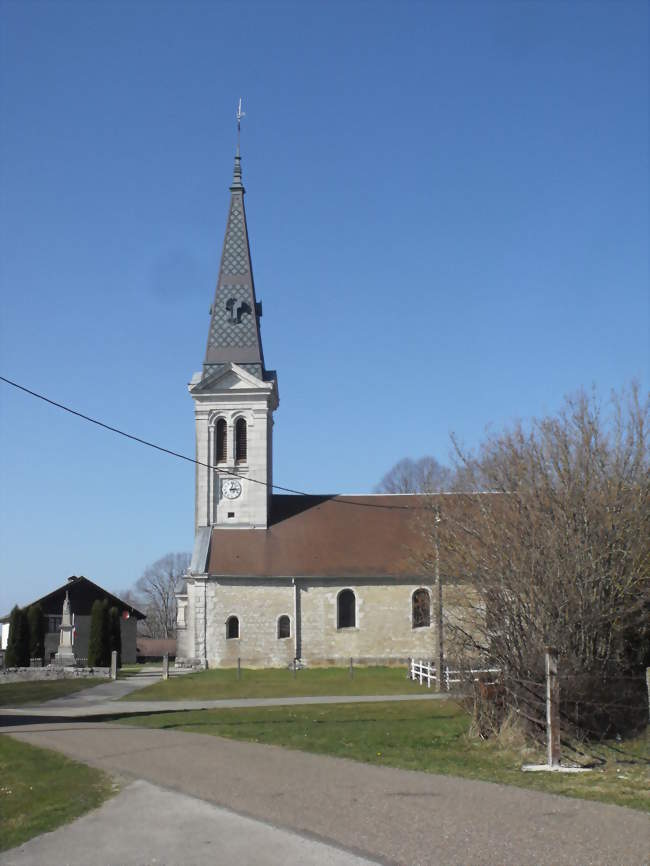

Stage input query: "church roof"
[
  {"left": 205, "top": 495, "right": 435, "bottom": 579},
  {"left": 202, "top": 152, "right": 266, "bottom": 382}
]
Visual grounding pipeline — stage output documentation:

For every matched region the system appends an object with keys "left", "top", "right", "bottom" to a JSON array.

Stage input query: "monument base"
[{"left": 54, "top": 650, "right": 76, "bottom": 667}]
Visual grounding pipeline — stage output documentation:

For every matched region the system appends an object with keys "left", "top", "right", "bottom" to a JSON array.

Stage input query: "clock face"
[{"left": 222, "top": 478, "right": 242, "bottom": 499}]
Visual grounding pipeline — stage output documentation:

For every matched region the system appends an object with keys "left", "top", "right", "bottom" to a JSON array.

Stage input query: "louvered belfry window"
[
  {"left": 216, "top": 418, "right": 227, "bottom": 464},
  {"left": 235, "top": 418, "right": 247, "bottom": 463}
]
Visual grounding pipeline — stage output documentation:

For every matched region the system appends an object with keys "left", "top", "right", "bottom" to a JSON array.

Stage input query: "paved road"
[
  {"left": 2, "top": 719, "right": 648, "bottom": 866},
  {"left": 0, "top": 779, "right": 379, "bottom": 866}
]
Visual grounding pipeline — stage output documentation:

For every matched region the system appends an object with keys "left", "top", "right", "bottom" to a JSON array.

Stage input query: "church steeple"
[
  {"left": 189, "top": 121, "right": 278, "bottom": 532},
  {"left": 202, "top": 148, "right": 265, "bottom": 382}
]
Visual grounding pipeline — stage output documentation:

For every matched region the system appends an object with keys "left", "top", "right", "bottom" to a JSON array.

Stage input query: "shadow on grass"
[{"left": 106, "top": 709, "right": 465, "bottom": 734}]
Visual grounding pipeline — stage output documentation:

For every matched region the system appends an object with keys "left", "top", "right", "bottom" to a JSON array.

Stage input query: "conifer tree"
[
  {"left": 88, "top": 600, "right": 108, "bottom": 667},
  {"left": 101, "top": 599, "right": 110, "bottom": 666},
  {"left": 5, "top": 606, "right": 21, "bottom": 667},
  {"left": 108, "top": 606, "right": 122, "bottom": 668},
  {"left": 27, "top": 604, "right": 45, "bottom": 662},
  {"left": 5, "top": 606, "right": 29, "bottom": 667}
]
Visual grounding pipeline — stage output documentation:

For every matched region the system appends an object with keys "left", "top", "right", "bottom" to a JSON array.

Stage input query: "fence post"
[
  {"left": 545, "top": 646, "right": 560, "bottom": 769},
  {"left": 162, "top": 653, "right": 169, "bottom": 681},
  {"left": 110, "top": 651, "right": 118, "bottom": 681},
  {"left": 349, "top": 657, "right": 354, "bottom": 679}
]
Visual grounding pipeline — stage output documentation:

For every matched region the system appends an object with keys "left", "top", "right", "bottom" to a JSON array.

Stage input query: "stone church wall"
[
  {"left": 205, "top": 578, "right": 295, "bottom": 667},
  {"left": 179, "top": 576, "right": 477, "bottom": 669},
  {"left": 299, "top": 579, "right": 438, "bottom": 665}
]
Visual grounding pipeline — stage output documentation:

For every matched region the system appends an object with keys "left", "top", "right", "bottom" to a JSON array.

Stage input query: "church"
[{"left": 175, "top": 146, "right": 466, "bottom": 669}]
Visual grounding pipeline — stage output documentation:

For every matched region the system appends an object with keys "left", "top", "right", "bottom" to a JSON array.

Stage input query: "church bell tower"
[{"left": 189, "top": 143, "right": 278, "bottom": 532}]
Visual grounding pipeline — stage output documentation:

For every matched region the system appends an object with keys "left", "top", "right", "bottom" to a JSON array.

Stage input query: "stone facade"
[
  {"left": 0, "top": 666, "right": 110, "bottom": 683},
  {"left": 177, "top": 577, "right": 472, "bottom": 668},
  {"left": 191, "top": 367, "right": 276, "bottom": 529}
]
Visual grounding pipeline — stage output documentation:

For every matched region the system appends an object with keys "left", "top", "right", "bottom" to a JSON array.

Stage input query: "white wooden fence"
[{"left": 409, "top": 658, "right": 501, "bottom": 690}]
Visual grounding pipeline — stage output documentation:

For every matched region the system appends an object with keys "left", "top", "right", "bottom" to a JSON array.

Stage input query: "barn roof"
[
  {"left": 0, "top": 575, "right": 147, "bottom": 621},
  {"left": 204, "top": 494, "right": 438, "bottom": 579}
]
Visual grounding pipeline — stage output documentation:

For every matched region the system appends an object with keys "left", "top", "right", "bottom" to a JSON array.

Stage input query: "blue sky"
[{"left": 0, "top": 0, "right": 647, "bottom": 612}]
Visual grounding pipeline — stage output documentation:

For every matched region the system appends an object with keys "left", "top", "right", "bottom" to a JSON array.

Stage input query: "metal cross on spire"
[{"left": 236, "top": 97, "right": 245, "bottom": 153}]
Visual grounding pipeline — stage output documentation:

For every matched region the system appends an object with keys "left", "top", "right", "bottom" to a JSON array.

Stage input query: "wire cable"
[{"left": 0, "top": 375, "right": 422, "bottom": 511}]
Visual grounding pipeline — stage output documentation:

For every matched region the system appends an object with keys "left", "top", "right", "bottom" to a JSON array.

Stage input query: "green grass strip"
[
  {"left": 0, "top": 679, "right": 106, "bottom": 707},
  {"left": 121, "top": 665, "right": 427, "bottom": 701},
  {"left": 0, "top": 736, "right": 116, "bottom": 852}
]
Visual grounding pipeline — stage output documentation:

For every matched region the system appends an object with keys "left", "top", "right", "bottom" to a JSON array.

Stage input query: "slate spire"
[{"left": 202, "top": 149, "right": 265, "bottom": 381}]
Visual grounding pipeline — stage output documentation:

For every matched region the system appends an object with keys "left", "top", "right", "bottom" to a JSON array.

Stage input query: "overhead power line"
[{"left": 0, "top": 375, "right": 423, "bottom": 511}]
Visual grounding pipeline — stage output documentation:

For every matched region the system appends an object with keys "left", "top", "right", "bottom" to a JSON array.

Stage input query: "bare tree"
[
  {"left": 422, "top": 385, "right": 649, "bottom": 740},
  {"left": 376, "top": 456, "right": 454, "bottom": 493},
  {"left": 115, "top": 588, "right": 143, "bottom": 610},
  {"left": 136, "top": 552, "right": 190, "bottom": 639}
]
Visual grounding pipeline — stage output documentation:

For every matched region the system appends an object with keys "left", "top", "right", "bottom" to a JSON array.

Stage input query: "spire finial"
[
  {"left": 231, "top": 98, "right": 245, "bottom": 190},
  {"left": 236, "top": 97, "right": 245, "bottom": 155}
]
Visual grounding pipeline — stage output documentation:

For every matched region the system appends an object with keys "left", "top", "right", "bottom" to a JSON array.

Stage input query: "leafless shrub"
[
  {"left": 136, "top": 552, "right": 190, "bottom": 639},
  {"left": 422, "top": 385, "right": 649, "bottom": 740},
  {"left": 376, "top": 456, "right": 454, "bottom": 493}
]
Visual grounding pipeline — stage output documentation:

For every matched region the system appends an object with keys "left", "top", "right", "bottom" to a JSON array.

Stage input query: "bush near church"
[
  {"left": 87, "top": 600, "right": 110, "bottom": 667},
  {"left": 108, "top": 606, "right": 122, "bottom": 668},
  {"left": 27, "top": 604, "right": 45, "bottom": 662},
  {"left": 5, "top": 606, "right": 30, "bottom": 667}
]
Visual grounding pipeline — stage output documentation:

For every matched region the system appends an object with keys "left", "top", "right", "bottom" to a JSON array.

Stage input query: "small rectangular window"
[{"left": 227, "top": 512, "right": 235, "bottom": 518}]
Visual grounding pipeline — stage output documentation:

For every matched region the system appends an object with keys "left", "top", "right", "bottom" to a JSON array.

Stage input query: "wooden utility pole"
[
  {"left": 545, "top": 646, "right": 560, "bottom": 768},
  {"left": 435, "top": 507, "right": 444, "bottom": 692}
]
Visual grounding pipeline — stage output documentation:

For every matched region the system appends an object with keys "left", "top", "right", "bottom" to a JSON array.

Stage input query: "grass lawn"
[
  {"left": 0, "top": 736, "right": 116, "bottom": 852},
  {"left": 0, "top": 679, "right": 106, "bottom": 708},
  {"left": 121, "top": 665, "right": 426, "bottom": 701},
  {"left": 118, "top": 700, "right": 649, "bottom": 811}
]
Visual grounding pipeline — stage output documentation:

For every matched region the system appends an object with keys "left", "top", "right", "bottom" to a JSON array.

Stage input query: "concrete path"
[
  {"left": 2, "top": 720, "right": 648, "bottom": 866},
  {"left": 0, "top": 779, "right": 379, "bottom": 866},
  {"left": 30, "top": 673, "right": 163, "bottom": 706}
]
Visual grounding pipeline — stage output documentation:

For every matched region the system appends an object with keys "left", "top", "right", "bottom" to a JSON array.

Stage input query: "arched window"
[
  {"left": 226, "top": 615, "right": 239, "bottom": 639},
  {"left": 337, "top": 589, "right": 356, "bottom": 629},
  {"left": 215, "top": 418, "right": 227, "bottom": 463},
  {"left": 412, "top": 589, "right": 431, "bottom": 629},
  {"left": 277, "top": 615, "right": 291, "bottom": 639},
  {"left": 235, "top": 418, "right": 247, "bottom": 463}
]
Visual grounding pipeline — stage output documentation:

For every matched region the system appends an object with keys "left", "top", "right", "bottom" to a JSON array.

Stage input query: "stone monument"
[{"left": 55, "top": 591, "right": 76, "bottom": 667}]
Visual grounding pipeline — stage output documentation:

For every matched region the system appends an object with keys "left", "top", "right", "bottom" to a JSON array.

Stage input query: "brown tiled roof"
[{"left": 207, "top": 495, "right": 433, "bottom": 579}]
